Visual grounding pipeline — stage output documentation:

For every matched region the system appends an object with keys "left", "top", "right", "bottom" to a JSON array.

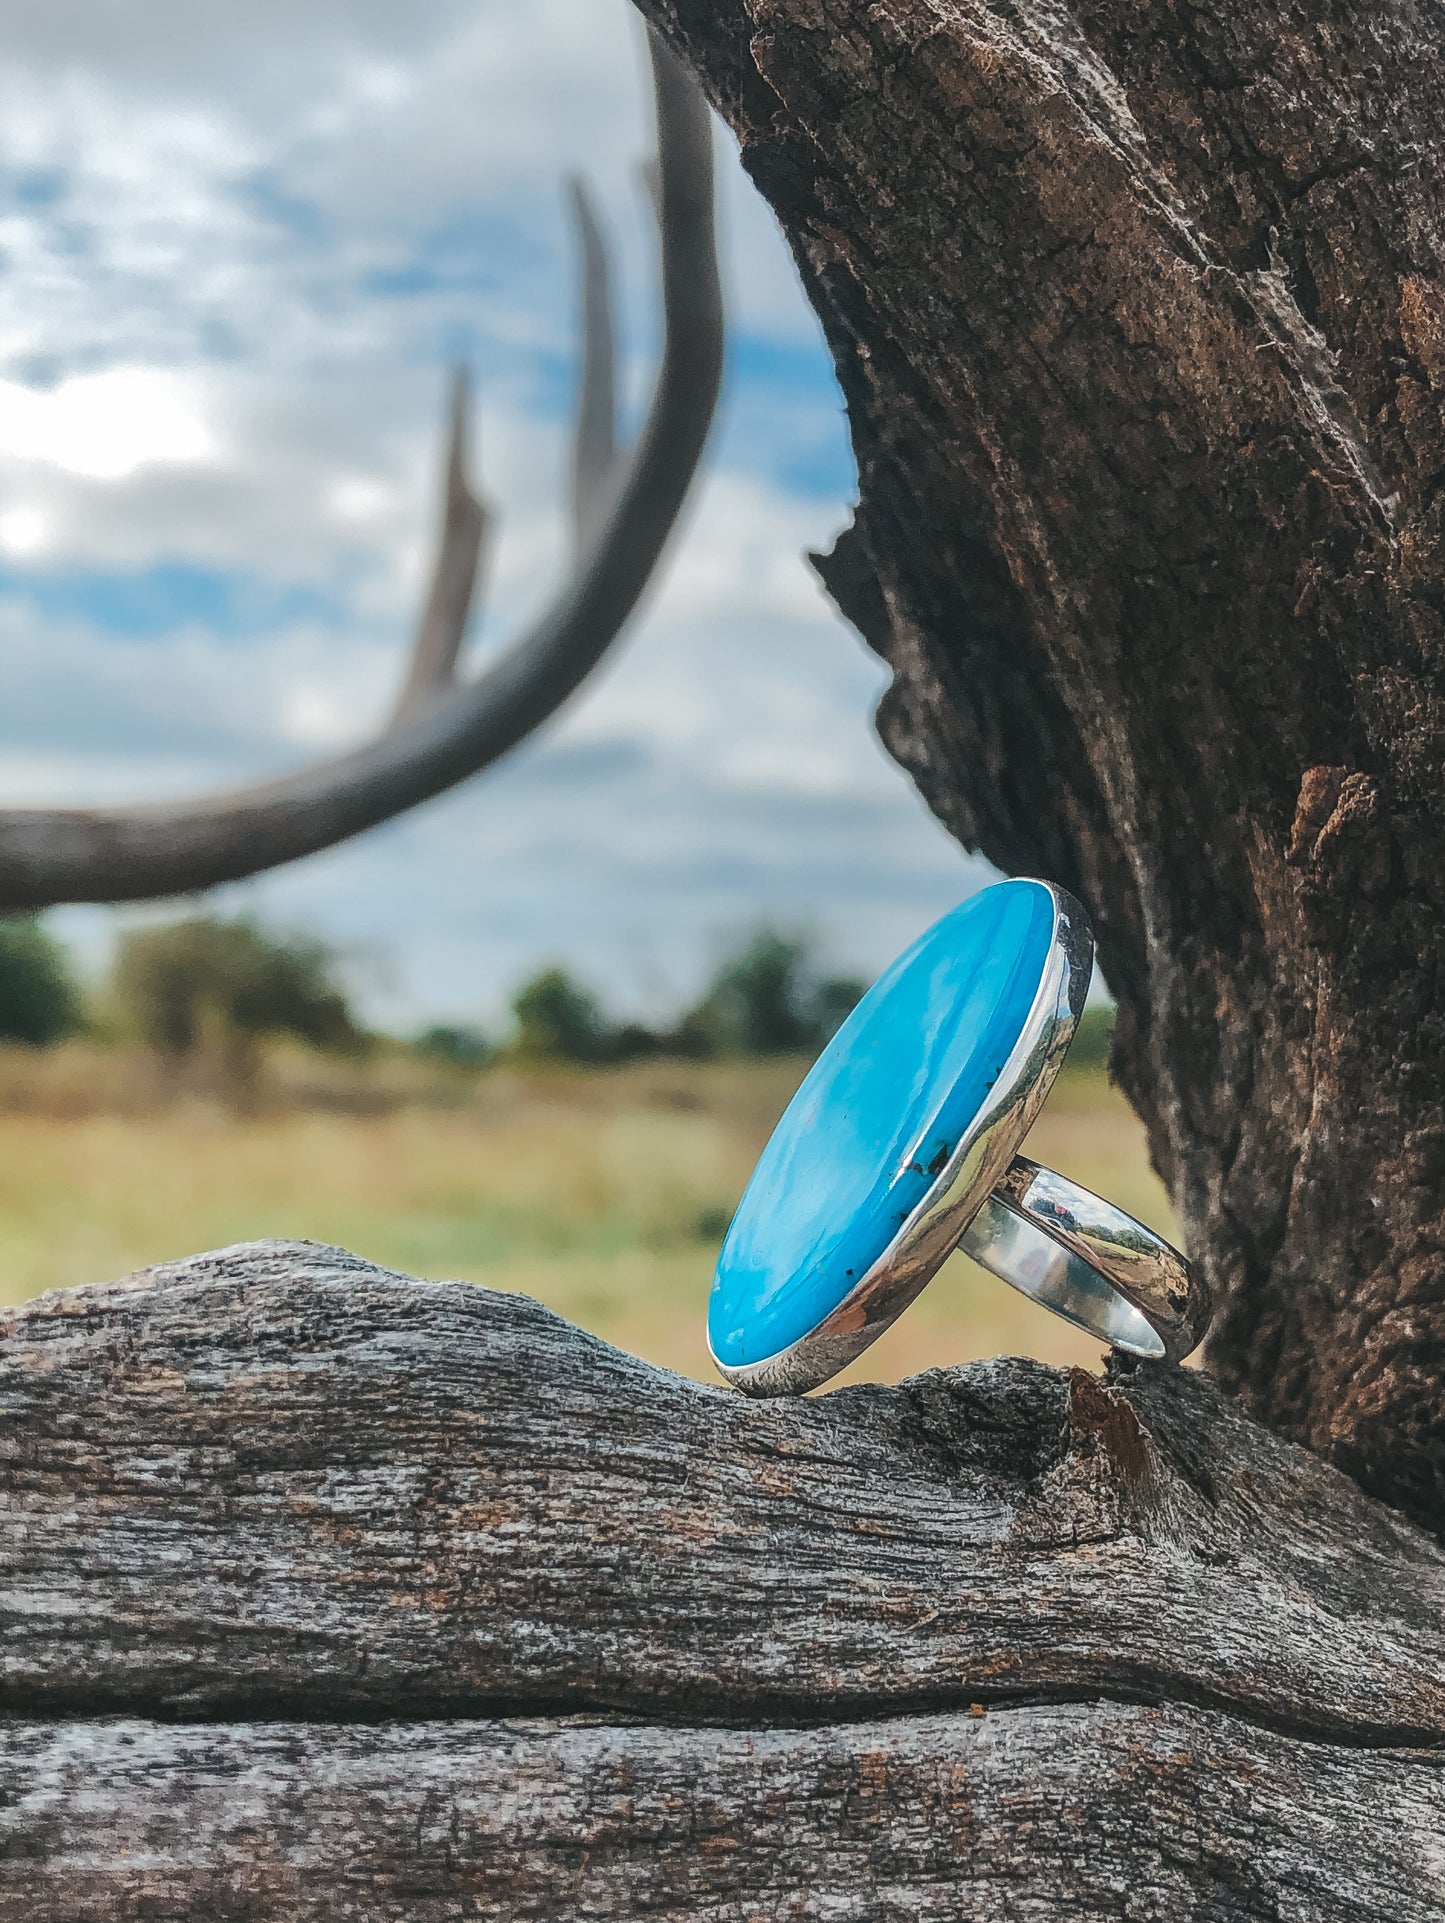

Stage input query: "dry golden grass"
[{"left": 0, "top": 1053, "right": 1174, "bottom": 1386}]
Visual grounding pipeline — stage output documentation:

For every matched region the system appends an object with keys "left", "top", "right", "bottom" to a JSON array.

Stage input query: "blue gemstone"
[{"left": 708, "top": 879, "right": 1059, "bottom": 1369}]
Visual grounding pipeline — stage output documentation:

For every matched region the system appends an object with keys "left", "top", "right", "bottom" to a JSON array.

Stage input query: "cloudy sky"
[{"left": 0, "top": 0, "right": 986, "bottom": 1030}]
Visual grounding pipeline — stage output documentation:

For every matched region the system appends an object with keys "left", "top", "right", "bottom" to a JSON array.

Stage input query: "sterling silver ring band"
[{"left": 961, "top": 1156, "right": 1208, "bottom": 1364}]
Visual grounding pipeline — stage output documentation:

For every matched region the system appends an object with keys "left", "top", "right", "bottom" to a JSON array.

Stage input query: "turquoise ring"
[{"left": 708, "top": 879, "right": 1208, "bottom": 1396}]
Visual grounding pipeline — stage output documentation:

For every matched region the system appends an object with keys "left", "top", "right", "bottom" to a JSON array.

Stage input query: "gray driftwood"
[{"left": 1, "top": 1241, "right": 1441, "bottom": 1919}]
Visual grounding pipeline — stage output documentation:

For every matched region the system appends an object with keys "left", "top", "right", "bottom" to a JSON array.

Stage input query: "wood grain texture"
[
  {"left": 0, "top": 1243, "right": 1441, "bottom": 1736},
  {"left": 1, "top": 1244, "right": 1442, "bottom": 1916},
  {"left": 3, "top": 1707, "right": 1441, "bottom": 1922},
  {"left": 625, "top": 0, "right": 1445, "bottom": 1537}
]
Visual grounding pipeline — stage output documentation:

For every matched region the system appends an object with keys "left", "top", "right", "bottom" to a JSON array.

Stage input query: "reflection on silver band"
[{"left": 960, "top": 1156, "right": 1209, "bottom": 1364}]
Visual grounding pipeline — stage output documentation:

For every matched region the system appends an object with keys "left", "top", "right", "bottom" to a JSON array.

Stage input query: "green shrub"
[
  {"left": 0, "top": 918, "right": 84, "bottom": 1047},
  {"left": 683, "top": 931, "right": 864, "bottom": 1058},
  {"left": 511, "top": 968, "right": 613, "bottom": 1063},
  {"left": 416, "top": 1023, "right": 493, "bottom": 1069},
  {"left": 113, "top": 917, "right": 363, "bottom": 1059}
]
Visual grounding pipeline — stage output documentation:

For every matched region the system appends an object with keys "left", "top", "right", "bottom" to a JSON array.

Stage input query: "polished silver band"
[{"left": 959, "top": 1155, "right": 1208, "bottom": 1364}]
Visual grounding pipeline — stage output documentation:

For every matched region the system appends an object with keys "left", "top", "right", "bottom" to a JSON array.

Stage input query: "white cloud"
[
  {"left": 0, "top": 0, "right": 981, "bottom": 1027},
  {"left": 0, "top": 504, "right": 50, "bottom": 556},
  {"left": 0, "top": 366, "right": 216, "bottom": 481}
]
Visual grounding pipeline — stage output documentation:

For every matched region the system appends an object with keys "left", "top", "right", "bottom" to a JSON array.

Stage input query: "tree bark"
[
  {"left": 625, "top": 0, "right": 1445, "bottom": 1536},
  {"left": 1, "top": 1244, "right": 1441, "bottom": 1918}
]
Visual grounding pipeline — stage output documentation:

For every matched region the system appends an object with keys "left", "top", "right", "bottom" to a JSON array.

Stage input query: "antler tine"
[
  {"left": 387, "top": 365, "right": 489, "bottom": 727},
  {"left": 568, "top": 177, "right": 620, "bottom": 554},
  {"left": 396, "top": 169, "right": 631, "bottom": 729},
  {"left": 0, "top": 30, "right": 722, "bottom": 909}
]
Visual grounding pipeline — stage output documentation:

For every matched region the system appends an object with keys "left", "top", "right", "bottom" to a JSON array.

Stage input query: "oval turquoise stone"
[{"left": 708, "top": 879, "right": 1059, "bottom": 1369}]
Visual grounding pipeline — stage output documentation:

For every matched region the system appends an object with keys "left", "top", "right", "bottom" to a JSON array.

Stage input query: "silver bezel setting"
[{"left": 712, "top": 881, "right": 1094, "bottom": 1397}]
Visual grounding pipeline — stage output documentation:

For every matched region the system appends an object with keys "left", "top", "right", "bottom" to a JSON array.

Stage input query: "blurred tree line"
[
  {"left": 449, "top": 930, "right": 867, "bottom": 1067},
  {"left": 0, "top": 913, "right": 873, "bottom": 1071}
]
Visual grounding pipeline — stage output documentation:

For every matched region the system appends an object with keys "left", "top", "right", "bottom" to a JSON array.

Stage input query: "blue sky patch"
[
  {"left": 238, "top": 169, "right": 331, "bottom": 244},
  {"left": 0, "top": 561, "right": 354, "bottom": 641},
  {"left": 717, "top": 332, "right": 856, "bottom": 502},
  {"left": 10, "top": 166, "right": 66, "bottom": 209}
]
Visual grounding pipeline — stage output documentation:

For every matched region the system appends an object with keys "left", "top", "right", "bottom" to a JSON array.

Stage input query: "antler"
[
  {"left": 0, "top": 31, "right": 722, "bottom": 908},
  {"left": 384, "top": 367, "right": 490, "bottom": 730},
  {"left": 387, "top": 170, "right": 621, "bottom": 730},
  {"left": 568, "top": 177, "right": 622, "bottom": 556}
]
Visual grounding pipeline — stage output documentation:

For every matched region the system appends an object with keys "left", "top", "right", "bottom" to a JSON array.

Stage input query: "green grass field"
[{"left": 0, "top": 1051, "right": 1173, "bottom": 1387}]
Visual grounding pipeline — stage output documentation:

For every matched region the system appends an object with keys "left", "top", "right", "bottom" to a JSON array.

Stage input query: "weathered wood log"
[
  {"left": 6, "top": 1709, "right": 1442, "bottom": 1923},
  {"left": 1, "top": 1242, "right": 1441, "bottom": 1918},
  {"left": 627, "top": 0, "right": 1445, "bottom": 1538}
]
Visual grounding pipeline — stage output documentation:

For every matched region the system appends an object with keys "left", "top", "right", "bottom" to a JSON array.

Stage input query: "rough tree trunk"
[
  {"left": 630, "top": 0, "right": 1445, "bottom": 1536},
  {"left": 1, "top": 1244, "right": 1441, "bottom": 1918}
]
